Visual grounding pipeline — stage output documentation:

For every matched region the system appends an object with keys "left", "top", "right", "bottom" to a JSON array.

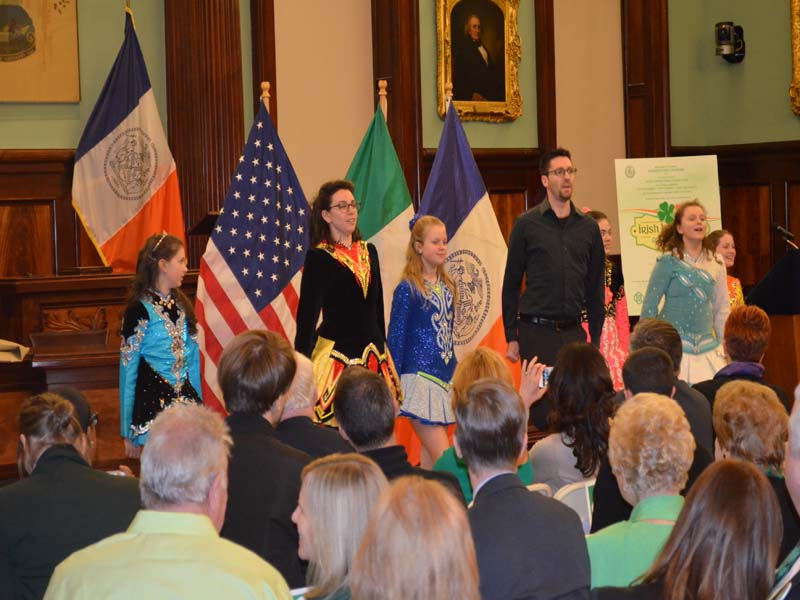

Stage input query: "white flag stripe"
[
  {"left": 448, "top": 193, "right": 507, "bottom": 361},
  {"left": 270, "top": 271, "right": 303, "bottom": 341},
  {"left": 204, "top": 240, "right": 270, "bottom": 332},
  {"left": 72, "top": 90, "right": 175, "bottom": 244},
  {"left": 368, "top": 204, "right": 416, "bottom": 326}
]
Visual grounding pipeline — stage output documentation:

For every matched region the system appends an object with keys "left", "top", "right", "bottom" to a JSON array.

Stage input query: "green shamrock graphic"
[{"left": 657, "top": 202, "right": 675, "bottom": 224}]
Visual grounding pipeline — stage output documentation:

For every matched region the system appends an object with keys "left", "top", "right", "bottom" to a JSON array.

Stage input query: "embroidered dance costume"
[
  {"left": 641, "top": 251, "right": 730, "bottom": 384},
  {"left": 120, "top": 290, "right": 202, "bottom": 445},
  {"left": 582, "top": 257, "right": 629, "bottom": 390},
  {"left": 726, "top": 275, "right": 745, "bottom": 309},
  {"left": 295, "top": 240, "right": 400, "bottom": 423},
  {"left": 388, "top": 279, "right": 457, "bottom": 425}
]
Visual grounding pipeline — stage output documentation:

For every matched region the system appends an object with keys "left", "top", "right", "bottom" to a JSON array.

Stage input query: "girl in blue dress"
[
  {"left": 119, "top": 233, "right": 202, "bottom": 458},
  {"left": 641, "top": 201, "right": 730, "bottom": 384},
  {"left": 388, "top": 216, "right": 457, "bottom": 468}
]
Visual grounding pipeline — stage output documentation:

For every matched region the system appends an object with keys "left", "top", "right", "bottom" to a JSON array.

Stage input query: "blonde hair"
[
  {"left": 351, "top": 476, "right": 480, "bottom": 600},
  {"left": 301, "top": 454, "right": 388, "bottom": 598},
  {"left": 451, "top": 347, "right": 513, "bottom": 409},
  {"left": 401, "top": 215, "right": 456, "bottom": 298},
  {"left": 609, "top": 393, "right": 695, "bottom": 504},
  {"left": 713, "top": 380, "right": 788, "bottom": 472}
]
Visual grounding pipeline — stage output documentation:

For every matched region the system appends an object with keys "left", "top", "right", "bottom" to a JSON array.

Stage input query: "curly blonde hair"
[
  {"left": 713, "top": 380, "right": 788, "bottom": 472},
  {"left": 609, "top": 393, "right": 694, "bottom": 504}
]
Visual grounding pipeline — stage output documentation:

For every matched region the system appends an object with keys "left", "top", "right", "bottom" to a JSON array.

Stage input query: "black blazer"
[
  {"left": 361, "top": 445, "right": 466, "bottom": 505},
  {"left": 276, "top": 416, "right": 353, "bottom": 458},
  {"left": 221, "top": 412, "right": 311, "bottom": 589},
  {"left": 693, "top": 371, "right": 791, "bottom": 412},
  {"left": 469, "top": 473, "right": 591, "bottom": 600},
  {"left": 0, "top": 445, "right": 140, "bottom": 600}
]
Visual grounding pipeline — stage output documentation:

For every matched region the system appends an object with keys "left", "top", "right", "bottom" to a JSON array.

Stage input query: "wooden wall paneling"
[
  {"left": 789, "top": 183, "right": 800, "bottom": 242},
  {"left": 489, "top": 191, "right": 528, "bottom": 244},
  {"left": 0, "top": 200, "right": 55, "bottom": 277},
  {"left": 534, "top": 0, "right": 557, "bottom": 150},
  {"left": 165, "top": 0, "right": 245, "bottom": 266},
  {"left": 371, "top": 0, "right": 424, "bottom": 205},
  {"left": 718, "top": 184, "right": 772, "bottom": 288},
  {"left": 250, "top": 0, "right": 278, "bottom": 123},
  {"left": 621, "top": 0, "right": 670, "bottom": 158},
  {"left": 0, "top": 150, "right": 80, "bottom": 276}
]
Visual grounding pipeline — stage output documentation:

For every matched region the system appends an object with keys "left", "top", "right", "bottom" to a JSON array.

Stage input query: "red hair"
[{"left": 724, "top": 305, "right": 771, "bottom": 362}]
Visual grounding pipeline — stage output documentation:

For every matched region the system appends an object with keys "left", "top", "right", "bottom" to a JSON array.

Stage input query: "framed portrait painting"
[
  {"left": 0, "top": 0, "right": 80, "bottom": 102},
  {"left": 437, "top": 0, "right": 522, "bottom": 122}
]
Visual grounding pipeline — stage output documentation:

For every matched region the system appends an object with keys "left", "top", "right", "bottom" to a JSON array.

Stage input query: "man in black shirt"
[{"left": 502, "top": 147, "right": 605, "bottom": 368}]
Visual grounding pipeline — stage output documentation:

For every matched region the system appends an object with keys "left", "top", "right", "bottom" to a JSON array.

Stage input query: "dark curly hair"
[{"left": 546, "top": 342, "right": 616, "bottom": 477}]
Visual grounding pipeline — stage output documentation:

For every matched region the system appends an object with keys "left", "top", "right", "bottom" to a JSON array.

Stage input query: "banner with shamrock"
[{"left": 614, "top": 155, "right": 721, "bottom": 316}]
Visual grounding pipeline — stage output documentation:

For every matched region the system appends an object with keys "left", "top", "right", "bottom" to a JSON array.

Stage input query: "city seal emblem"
[
  {"left": 103, "top": 128, "right": 159, "bottom": 201},
  {"left": 446, "top": 249, "right": 491, "bottom": 346}
]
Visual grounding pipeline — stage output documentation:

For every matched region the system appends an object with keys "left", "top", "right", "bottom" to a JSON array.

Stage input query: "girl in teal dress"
[{"left": 641, "top": 201, "right": 730, "bottom": 384}]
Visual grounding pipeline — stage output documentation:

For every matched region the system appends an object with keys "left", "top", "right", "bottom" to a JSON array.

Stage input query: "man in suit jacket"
[
  {"left": 456, "top": 379, "right": 591, "bottom": 600},
  {"left": 277, "top": 352, "right": 353, "bottom": 458},
  {"left": 334, "top": 366, "right": 466, "bottom": 505},
  {"left": 217, "top": 330, "right": 311, "bottom": 589}
]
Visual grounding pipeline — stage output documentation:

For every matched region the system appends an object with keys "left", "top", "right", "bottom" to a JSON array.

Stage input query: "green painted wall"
[
  {"left": 0, "top": 0, "right": 254, "bottom": 150},
  {"left": 669, "top": 0, "right": 800, "bottom": 146},
  {"left": 0, "top": 0, "right": 167, "bottom": 149},
  {"left": 420, "top": 0, "right": 538, "bottom": 149}
]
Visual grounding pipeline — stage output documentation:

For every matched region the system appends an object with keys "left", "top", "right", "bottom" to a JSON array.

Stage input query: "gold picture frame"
[
  {"left": 792, "top": 0, "right": 800, "bottom": 115},
  {"left": 437, "top": 0, "right": 522, "bottom": 122}
]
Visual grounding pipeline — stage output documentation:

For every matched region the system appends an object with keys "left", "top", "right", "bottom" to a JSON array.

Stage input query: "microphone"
[{"left": 773, "top": 223, "right": 796, "bottom": 240}]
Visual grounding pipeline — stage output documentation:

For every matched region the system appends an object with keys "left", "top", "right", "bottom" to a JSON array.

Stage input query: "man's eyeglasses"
[
  {"left": 547, "top": 167, "right": 578, "bottom": 177},
  {"left": 329, "top": 201, "right": 361, "bottom": 212}
]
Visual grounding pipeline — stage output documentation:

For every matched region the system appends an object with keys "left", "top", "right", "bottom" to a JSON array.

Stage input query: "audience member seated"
[
  {"left": 277, "top": 352, "right": 353, "bottom": 458},
  {"left": 0, "top": 393, "right": 139, "bottom": 600},
  {"left": 48, "top": 386, "right": 99, "bottom": 466},
  {"left": 350, "top": 476, "right": 480, "bottom": 600},
  {"left": 591, "top": 349, "right": 713, "bottom": 532},
  {"left": 529, "top": 342, "right": 615, "bottom": 492},
  {"left": 217, "top": 330, "right": 312, "bottom": 588},
  {"left": 44, "top": 404, "right": 291, "bottom": 600},
  {"left": 433, "top": 347, "right": 537, "bottom": 502},
  {"left": 333, "top": 366, "right": 466, "bottom": 504},
  {"left": 587, "top": 393, "right": 694, "bottom": 587},
  {"left": 713, "top": 379, "right": 800, "bottom": 562},
  {"left": 621, "top": 319, "right": 713, "bottom": 455},
  {"left": 291, "top": 453, "right": 387, "bottom": 600},
  {"left": 772, "top": 384, "right": 800, "bottom": 600},
  {"left": 694, "top": 305, "right": 791, "bottom": 411},
  {"left": 592, "top": 460, "right": 782, "bottom": 600},
  {"left": 458, "top": 379, "right": 590, "bottom": 600}
]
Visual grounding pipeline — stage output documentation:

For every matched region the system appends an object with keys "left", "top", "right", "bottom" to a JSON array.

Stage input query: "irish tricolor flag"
[
  {"left": 346, "top": 108, "right": 415, "bottom": 325},
  {"left": 72, "top": 9, "right": 185, "bottom": 272},
  {"left": 417, "top": 103, "right": 509, "bottom": 360}
]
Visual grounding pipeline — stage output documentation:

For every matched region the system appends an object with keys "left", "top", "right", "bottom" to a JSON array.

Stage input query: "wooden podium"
[{"left": 747, "top": 249, "right": 800, "bottom": 401}]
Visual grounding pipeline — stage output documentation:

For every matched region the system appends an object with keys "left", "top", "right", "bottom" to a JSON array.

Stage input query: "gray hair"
[
  {"left": 609, "top": 393, "right": 694, "bottom": 504},
  {"left": 140, "top": 403, "right": 232, "bottom": 509},
  {"left": 283, "top": 352, "right": 317, "bottom": 412},
  {"left": 790, "top": 384, "right": 800, "bottom": 460}
]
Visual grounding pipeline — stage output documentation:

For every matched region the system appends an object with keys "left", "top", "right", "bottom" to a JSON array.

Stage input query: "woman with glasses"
[{"left": 296, "top": 179, "right": 400, "bottom": 423}]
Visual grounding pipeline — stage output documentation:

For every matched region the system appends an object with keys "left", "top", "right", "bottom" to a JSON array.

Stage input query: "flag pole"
[
  {"left": 445, "top": 82, "right": 453, "bottom": 107},
  {"left": 260, "top": 81, "right": 271, "bottom": 112},
  {"left": 378, "top": 79, "right": 388, "bottom": 121}
]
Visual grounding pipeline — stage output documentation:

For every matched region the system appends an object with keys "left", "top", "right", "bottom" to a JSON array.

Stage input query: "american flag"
[{"left": 196, "top": 101, "right": 309, "bottom": 412}]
